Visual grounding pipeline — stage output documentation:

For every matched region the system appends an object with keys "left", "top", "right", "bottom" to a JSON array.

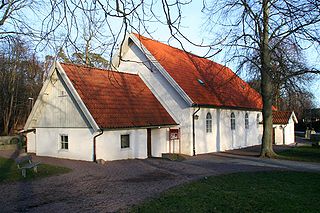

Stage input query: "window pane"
[
  {"left": 245, "top": 113, "right": 249, "bottom": 129},
  {"left": 60, "top": 135, "right": 68, "bottom": 150},
  {"left": 121, "top": 135, "right": 130, "bottom": 148},
  {"left": 206, "top": 113, "right": 212, "bottom": 133},
  {"left": 231, "top": 112, "right": 235, "bottom": 130}
]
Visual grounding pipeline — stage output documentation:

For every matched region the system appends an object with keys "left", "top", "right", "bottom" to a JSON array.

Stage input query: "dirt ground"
[{"left": 1, "top": 145, "right": 319, "bottom": 213}]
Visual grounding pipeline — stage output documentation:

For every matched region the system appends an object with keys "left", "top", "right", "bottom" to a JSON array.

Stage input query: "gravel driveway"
[{"left": 1, "top": 146, "right": 319, "bottom": 213}]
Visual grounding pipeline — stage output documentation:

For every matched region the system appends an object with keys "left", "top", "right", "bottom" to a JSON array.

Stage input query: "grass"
[
  {"left": 276, "top": 146, "right": 320, "bottom": 163},
  {"left": 0, "top": 157, "right": 71, "bottom": 183},
  {"left": 131, "top": 171, "right": 320, "bottom": 213}
]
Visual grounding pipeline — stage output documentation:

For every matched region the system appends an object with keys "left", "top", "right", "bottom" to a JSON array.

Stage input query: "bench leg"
[
  {"left": 22, "top": 169, "right": 26, "bottom": 178},
  {"left": 33, "top": 166, "right": 38, "bottom": 173}
]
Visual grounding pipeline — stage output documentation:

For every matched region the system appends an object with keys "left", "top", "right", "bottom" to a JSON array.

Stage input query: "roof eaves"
[
  {"left": 129, "top": 33, "right": 194, "bottom": 107},
  {"left": 56, "top": 62, "right": 100, "bottom": 132},
  {"left": 192, "top": 103, "right": 262, "bottom": 111},
  {"left": 101, "top": 123, "right": 178, "bottom": 130}
]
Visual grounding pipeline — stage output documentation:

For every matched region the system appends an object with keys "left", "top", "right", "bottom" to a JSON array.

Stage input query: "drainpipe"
[
  {"left": 93, "top": 129, "right": 104, "bottom": 162},
  {"left": 192, "top": 106, "right": 201, "bottom": 156}
]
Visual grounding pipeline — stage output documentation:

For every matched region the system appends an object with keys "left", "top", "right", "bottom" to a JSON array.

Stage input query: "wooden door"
[{"left": 147, "top": 128, "right": 152, "bottom": 157}]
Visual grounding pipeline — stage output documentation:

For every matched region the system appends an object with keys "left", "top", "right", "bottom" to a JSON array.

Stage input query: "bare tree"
[
  {"left": 247, "top": 39, "right": 316, "bottom": 115},
  {"left": 203, "top": 0, "right": 320, "bottom": 157},
  {"left": 0, "top": 1, "right": 197, "bottom": 135},
  {"left": 0, "top": 38, "right": 43, "bottom": 135},
  {"left": 39, "top": 1, "right": 201, "bottom": 63}
]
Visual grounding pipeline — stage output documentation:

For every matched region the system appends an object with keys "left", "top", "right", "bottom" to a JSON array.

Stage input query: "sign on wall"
[{"left": 169, "top": 129, "right": 179, "bottom": 140}]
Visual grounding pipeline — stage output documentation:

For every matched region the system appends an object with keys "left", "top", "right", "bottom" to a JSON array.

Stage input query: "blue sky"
[
  {"left": 30, "top": 1, "right": 319, "bottom": 107},
  {"left": 144, "top": 1, "right": 320, "bottom": 107}
]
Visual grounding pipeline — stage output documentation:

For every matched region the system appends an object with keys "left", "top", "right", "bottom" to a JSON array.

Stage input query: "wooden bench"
[{"left": 15, "top": 155, "right": 40, "bottom": 178}]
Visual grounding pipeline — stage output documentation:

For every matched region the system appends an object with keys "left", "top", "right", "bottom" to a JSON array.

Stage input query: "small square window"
[
  {"left": 121, "top": 134, "right": 130, "bottom": 149},
  {"left": 60, "top": 135, "right": 68, "bottom": 150}
]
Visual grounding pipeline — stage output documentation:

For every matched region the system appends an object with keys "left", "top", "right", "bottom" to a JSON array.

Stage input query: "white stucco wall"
[
  {"left": 195, "top": 109, "right": 262, "bottom": 154},
  {"left": 151, "top": 128, "right": 171, "bottom": 157},
  {"left": 96, "top": 127, "right": 170, "bottom": 161},
  {"left": 26, "top": 131, "right": 36, "bottom": 153},
  {"left": 274, "top": 125, "right": 284, "bottom": 145},
  {"left": 35, "top": 128, "right": 93, "bottom": 161},
  {"left": 24, "top": 70, "right": 96, "bottom": 161},
  {"left": 274, "top": 119, "right": 295, "bottom": 145},
  {"left": 96, "top": 129, "right": 146, "bottom": 161},
  {"left": 284, "top": 120, "right": 295, "bottom": 144}
]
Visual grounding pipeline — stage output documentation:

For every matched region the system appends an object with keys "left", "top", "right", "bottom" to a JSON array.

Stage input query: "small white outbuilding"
[{"left": 272, "top": 111, "right": 298, "bottom": 145}]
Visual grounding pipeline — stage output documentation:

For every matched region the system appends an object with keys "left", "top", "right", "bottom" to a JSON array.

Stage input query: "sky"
[
  {"left": 141, "top": 1, "right": 320, "bottom": 107},
  {"left": 24, "top": 1, "right": 320, "bottom": 107}
]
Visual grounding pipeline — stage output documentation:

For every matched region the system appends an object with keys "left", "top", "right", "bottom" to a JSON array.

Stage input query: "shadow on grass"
[
  {"left": 129, "top": 171, "right": 320, "bottom": 213},
  {"left": 276, "top": 146, "right": 320, "bottom": 163}
]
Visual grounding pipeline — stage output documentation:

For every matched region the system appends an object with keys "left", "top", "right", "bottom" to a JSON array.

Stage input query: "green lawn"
[
  {"left": 276, "top": 146, "right": 320, "bottom": 163},
  {"left": 131, "top": 171, "right": 320, "bottom": 213},
  {"left": 0, "top": 157, "right": 71, "bottom": 182}
]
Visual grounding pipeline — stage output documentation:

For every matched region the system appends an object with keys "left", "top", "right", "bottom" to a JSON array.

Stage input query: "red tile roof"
[
  {"left": 273, "top": 111, "right": 293, "bottom": 124},
  {"left": 61, "top": 63, "right": 177, "bottom": 129},
  {"left": 133, "top": 34, "right": 263, "bottom": 110}
]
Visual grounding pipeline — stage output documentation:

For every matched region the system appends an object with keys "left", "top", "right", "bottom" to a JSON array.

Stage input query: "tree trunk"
[{"left": 260, "top": 0, "right": 277, "bottom": 158}]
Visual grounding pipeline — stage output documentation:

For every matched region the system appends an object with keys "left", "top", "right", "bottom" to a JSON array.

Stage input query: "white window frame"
[
  {"left": 60, "top": 134, "right": 69, "bottom": 150},
  {"left": 231, "top": 112, "right": 236, "bottom": 130},
  {"left": 206, "top": 112, "right": 212, "bottom": 133},
  {"left": 120, "top": 134, "right": 130, "bottom": 149}
]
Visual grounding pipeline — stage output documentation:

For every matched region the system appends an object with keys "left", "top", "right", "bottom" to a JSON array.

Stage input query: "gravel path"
[{"left": 1, "top": 145, "right": 319, "bottom": 213}]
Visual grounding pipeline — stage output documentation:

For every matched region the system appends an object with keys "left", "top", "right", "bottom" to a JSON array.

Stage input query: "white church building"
[{"left": 24, "top": 33, "right": 274, "bottom": 162}]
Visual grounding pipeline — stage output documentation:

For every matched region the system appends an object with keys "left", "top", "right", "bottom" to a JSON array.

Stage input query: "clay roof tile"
[
  {"left": 61, "top": 63, "right": 177, "bottom": 129},
  {"left": 133, "top": 33, "right": 263, "bottom": 110}
]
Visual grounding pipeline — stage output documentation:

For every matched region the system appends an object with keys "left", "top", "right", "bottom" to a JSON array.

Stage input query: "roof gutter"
[
  {"left": 93, "top": 129, "right": 104, "bottom": 162},
  {"left": 192, "top": 105, "right": 201, "bottom": 156}
]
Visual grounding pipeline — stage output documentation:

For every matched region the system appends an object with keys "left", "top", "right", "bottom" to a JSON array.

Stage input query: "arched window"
[
  {"left": 206, "top": 112, "right": 212, "bottom": 133},
  {"left": 245, "top": 113, "right": 249, "bottom": 129},
  {"left": 231, "top": 112, "right": 236, "bottom": 130}
]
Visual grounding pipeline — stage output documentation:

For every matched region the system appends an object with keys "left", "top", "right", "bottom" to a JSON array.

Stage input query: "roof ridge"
[{"left": 59, "top": 62, "right": 138, "bottom": 76}]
